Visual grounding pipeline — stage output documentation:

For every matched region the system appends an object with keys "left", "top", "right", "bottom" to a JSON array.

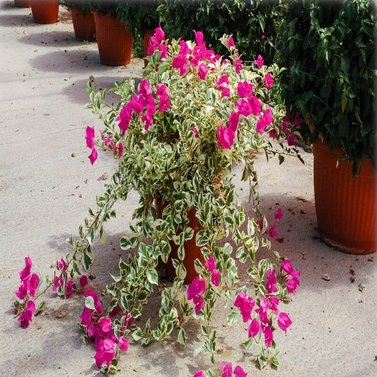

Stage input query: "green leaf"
[
  {"left": 227, "top": 310, "right": 239, "bottom": 326},
  {"left": 177, "top": 328, "right": 187, "bottom": 345},
  {"left": 146, "top": 268, "right": 158, "bottom": 285},
  {"left": 258, "top": 355, "right": 268, "bottom": 370},
  {"left": 83, "top": 252, "right": 93, "bottom": 271},
  {"left": 85, "top": 296, "right": 95, "bottom": 310}
]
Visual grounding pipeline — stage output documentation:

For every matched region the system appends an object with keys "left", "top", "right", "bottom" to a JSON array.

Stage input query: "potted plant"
[
  {"left": 14, "top": 28, "right": 302, "bottom": 375},
  {"left": 90, "top": 0, "right": 136, "bottom": 66},
  {"left": 60, "top": 0, "right": 96, "bottom": 42},
  {"left": 277, "top": 0, "right": 377, "bottom": 254},
  {"left": 30, "top": 0, "right": 59, "bottom": 24}
]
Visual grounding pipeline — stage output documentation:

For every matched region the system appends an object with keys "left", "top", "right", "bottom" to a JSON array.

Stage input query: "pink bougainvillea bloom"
[
  {"left": 88, "top": 147, "right": 98, "bottom": 165},
  {"left": 253, "top": 55, "right": 264, "bottom": 68},
  {"left": 234, "top": 365, "right": 248, "bottom": 377},
  {"left": 190, "top": 128, "right": 199, "bottom": 138},
  {"left": 261, "top": 34, "right": 266, "bottom": 40},
  {"left": 264, "top": 72, "right": 274, "bottom": 90},
  {"left": 118, "top": 336, "right": 129, "bottom": 352},
  {"left": 129, "top": 95, "right": 143, "bottom": 114},
  {"left": 281, "top": 259, "right": 294, "bottom": 274},
  {"left": 18, "top": 300, "right": 36, "bottom": 329},
  {"left": 80, "top": 307, "right": 92, "bottom": 327},
  {"left": 154, "top": 25, "right": 165, "bottom": 42},
  {"left": 172, "top": 54, "right": 188, "bottom": 76},
  {"left": 268, "top": 129, "right": 277, "bottom": 139},
  {"left": 266, "top": 269, "right": 277, "bottom": 294},
  {"left": 65, "top": 280, "right": 74, "bottom": 297},
  {"left": 28, "top": 273, "right": 40, "bottom": 297},
  {"left": 234, "top": 59, "right": 243, "bottom": 73},
  {"left": 221, "top": 362, "right": 233, "bottom": 377},
  {"left": 84, "top": 289, "right": 104, "bottom": 314},
  {"left": 234, "top": 292, "right": 255, "bottom": 323},
  {"left": 287, "top": 133, "right": 297, "bottom": 146},
  {"left": 58, "top": 258, "right": 68, "bottom": 272},
  {"left": 95, "top": 338, "right": 116, "bottom": 368},
  {"left": 19, "top": 256, "right": 32, "bottom": 282},
  {"left": 294, "top": 112, "right": 303, "bottom": 127},
  {"left": 16, "top": 282, "right": 28, "bottom": 300},
  {"left": 156, "top": 84, "right": 170, "bottom": 112},
  {"left": 79, "top": 275, "right": 89, "bottom": 288},
  {"left": 278, "top": 312, "right": 292, "bottom": 333},
  {"left": 287, "top": 276, "right": 300, "bottom": 293},
  {"left": 193, "top": 30, "right": 204, "bottom": 45},
  {"left": 85, "top": 126, "right": 95, "bottom": 149},
  {"left": 227, "top": 36, "right": 235, "bottom": 48},
  {"left": 248, "top": 318, "right": 260, "bottom": 338},
  {"left": 237, "top": 81, "right": 253, "bottom": 98},
  {"left": 211, "top": 269, "right": 221, "bottom": 287},
  {"left": 99, "top": 317, "right": 112, "bottom": 333},
  {"left": 217, "top": 125, "right": 236, "bottom": 149},
  {"left": 281, "top": 260, "right": 301, "bottom": 293},
  {"left": 216, "top": 75, "right": 231, "bottom": 98},
  {"left": 187, "top": 277, "right": 206, "bottom": 314},
  {"left": 274, "top": 207, "right": 283, "bottom": 221},
  {"left": 193, "top": 295, "right": 204, "bottom": 315},
  {"left": 268, "top": 224, "right": 278, "bottom": 238},
  {"left": 193, "top": 371, "right": 205, "bottom": 377},
  {"left": 263, "top": 325, "right": 273, "bottom": 347},
  {"left": 205, "top": 255, "right": 216, "bottom": 272},
  {"left": 198, "top": 63, "right": 208, "bottom": 80}
]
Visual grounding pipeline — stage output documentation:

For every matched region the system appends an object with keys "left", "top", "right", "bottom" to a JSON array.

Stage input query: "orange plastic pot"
[
  {"left": 71, "top": 7, "right": 95, "bottom": 42},
  {"left": 93, "top": 12, "right": 133, "bottom": 66},
  {"left": 155, "top": 198, "right": 205, "bottom": 284},
  {"left": 31, "top": 0, "right": 59, "bottom": 24},
  {"left": 313, "top": 140, "right": 377, "bottom": 254},
  {"left": 14, "top": 0, "right": 31, "bottom": 7}
]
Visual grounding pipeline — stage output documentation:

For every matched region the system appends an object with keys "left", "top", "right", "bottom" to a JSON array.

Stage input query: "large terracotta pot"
[
  {"left": 31, "top": 0, "right": 59, "bottom": 24},
  {"left": 93, "top": 12, "right": 133, "bottom": 66},
  {"left": 14, "top": 0, "right": 31, "bottom": 7},
  {"left": 155, "top": 198, "right": 205, "bottom": 284},
  {"left": 313, "top": 140, "right": 377, "bottom": 254},
  {"left": 71, "top": 7, "right": 95, "bottom": 42}
]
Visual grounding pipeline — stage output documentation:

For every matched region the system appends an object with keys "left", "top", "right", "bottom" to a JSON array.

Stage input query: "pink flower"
[
  {"left": 190, "top": 128, "right": 199, "bottom": 138},
  {"left": 294, "top": 112, "right": 303, "bottom": 127},
  {"left": 263, "top": 325, "right": 273, "bottom": 347},
  {"left": 118, "top": 336, "right": 129, "bottom": 352},
  {"left": 221, "top": 362, "right": 233, "bottom": 377},
  {"left": 248, "top": 318, "right": 260, "bottom": 338},
  {"left": 198, "top": 63, "right": 208, "bottom": 80},
  {"left": 99, "top": 317, "right": 112, "bottom": 333},
  {"left": 227, "top": 36, "right": 235, "bottom": 48},
  {"left": 228, "top": 111, "right": 240, "bottom": 131},
  {"left": 237, "top": 81, "right": 253, "bottom": 98},
  {"left": 84, "top": 289, "right": 104, "bottom": 314},
  {"left": 253, "top": 55, "right": 264, "bottom": 68},
  {"left": 211, "top": 269, "right": 221, "bottom": 287},
  {"left": 234, "top": 59, "right": 243, "bottom": 73},
  {"left": 79, "top": 275, "right": 89, "bottom": 288},
  {"left": 281, "top": 260, "right": 300, "bottom": 293},
  {"left": 130, "top": 95, "right": 143, "bottom": 114},
  {"left": 65, "top": 280, "right": 74, "bottom": 297},
  {"left": 187, "top": 277, "right": 206, "bottom": 315},
  {"left": 204, "top": 255, "right": 216, "bottom": 272},
  {"left": 16, "top": 282, "right": 28, "bottom": 300},
  {"left": 234, "top": 292, "right": 255, "bottom": 323},
  {"left": 139, "top": 80, "right": 152, "bottom": 97},
  {"left": 117, "top": 143, "right": 124, "bottom": 158},
  {"left": 28, "top": 273, "right": 40, "bottom": 297},
  {"left": 217, "top": 125, "right": 236, "bottom": 149},
  {"left": 193, "top": 30, "right": 204, "bottom": 45},
  {"left": 216, "top": 75, "right": 230, "bottom": 98},
  {"left": 193, "top": 371, "right": 205, "bottom": 377},
  {"left": 18, "top": 300, "right": 36, "bottom": 329},
  {"left": 274, "top": 208, "right": 283, "bottom": 221},
  {"left": 156, "top": 84, "right": 170, "bottom": 112},
  {"left": 278, "top": 312, "right": 292, "bottom": 333},
  {"left": 268, "top": 224, "right": 278, "bottom": 238},
  {"left": 256, "top": 108, "right": 274, "bottom": 134},
  {"left": 261, "top": 34, "right": 266, "bottom": 40},
  {"left": 88, "top": 148, "right": 98, "bottom": 165},
  {"left": 80, "top": 307, "right": 92, "bottom": 327},
  {"left": 172, "top": 54, "right": 188, "bottom": 76},
  {"left": 234, "top": 365, "right": 247, "bottom": 377},
  {"left": 95, "top": 338, "right": 116, "bottom": 368},
  {"left": 266, "top": 269, "right": 277, "bottom": 294},
  {"left": 281, "top": 260, "right": 294, "bottom": 274},
  {"left": 19, "top": 256, "right": 32, "bottom": 282},
  {"left": 264, "top": 72, "right": 274, "bottom": 90},
  {"left": 58, "top": 258, "right": 68, "bottom": 272},
  {"left": 287, "top": 133, "right": 297, "bottom": 146},
  {"left": 85, "top": 126, "right": 95, "bottom": 149},
  {"left": 154, "top": 25, "right": 165, "bottom": 42}
]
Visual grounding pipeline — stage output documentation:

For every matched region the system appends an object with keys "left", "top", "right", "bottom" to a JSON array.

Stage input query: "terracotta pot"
[
  {"left": 142, "top": 29, "right": 154, "bottom": 67},
  {"left": 31, "top": 0, "right": 59, "bottom": 24},
  {"left": 71, "top": 7, "right": 95, "bottom": 42},
  {"left": 93, "top": 12, "right": 133, "bottom": 66},
  {"left": 155, "top": 197, "right": 205, "bottom": 284},
  {"left": 313, "top": 140, "right": 377, "bottom": 254},
  {"left": 14, "top": 0, "right": 31, "bottom": 8}
]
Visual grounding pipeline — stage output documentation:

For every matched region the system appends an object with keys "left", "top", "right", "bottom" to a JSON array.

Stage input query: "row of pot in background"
[{"left": 13, "top": 0, "right": 153, "bottom": 66}]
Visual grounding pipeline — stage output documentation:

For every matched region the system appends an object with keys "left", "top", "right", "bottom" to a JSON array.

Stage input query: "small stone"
[
  {"left": 321, "top": 274, "right": 331, "bottom": 281},
  {"left": 71, "top": 153, "right": 76, "bottom": 158}
]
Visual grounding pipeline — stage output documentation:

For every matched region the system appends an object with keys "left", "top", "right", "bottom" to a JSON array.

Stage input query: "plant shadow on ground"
[
  {"left": 62, "top": 76, "right": 142, "bottom": 106},
  {"left": 0, "top": 13, "right": 33, "bottom": 26}
]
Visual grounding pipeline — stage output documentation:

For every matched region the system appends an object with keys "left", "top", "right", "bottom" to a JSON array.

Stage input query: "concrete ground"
[{"left": 0, "top": 3, "right": 376, "bottom": 376}]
